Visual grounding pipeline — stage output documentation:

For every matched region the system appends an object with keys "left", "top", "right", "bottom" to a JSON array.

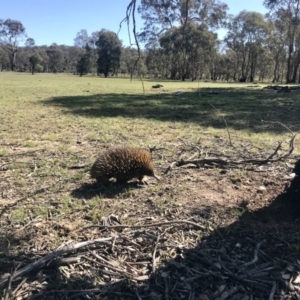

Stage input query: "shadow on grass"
[
  {"left": 71, "top": 181, "right": 150, "bottom": 200},
  {"left": 1, "top": 161, "right": 300, "bottom": 299},
  {"left": 42, "top": 88, "right": 300, "bottom": 133}
]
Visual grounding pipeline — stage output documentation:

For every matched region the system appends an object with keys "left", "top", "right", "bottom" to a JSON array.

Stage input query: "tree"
[
  {"left": 264, "top": 0, "right": 300, "bottom": 83},
  {"left": 76, "top": 54, "right": 90, "bottom": 76},
  {"left": 74, "top": 29, "right": 90, "bottom": 48},
  {"left": 46, "top": 44, "right": 64, "bottom": 73},
  {"left": 0, "top": 47, "right": 9, "bottom": 71},
  {"left": 266, "top": 15, "right": 287, "bottom": 82},
  {"left": 29, "top": 52, "right": 42, "bottom": 75},
  {"left": 138, "top": 0, "right": 228, "bottom": 45},
  {"left": 25, "top": 37, "right": 35, "bottom": 48},
  {"left": 225, "top": 11, "right": 271, "bottom": 82},
  {"left": 120, "top": 47, "right": 148, "bottom": 77},
  {"left": 0, "top": 19, "right": 26, "bottom": 71},
  {"left": 96, "top": 30, "right": 122, "bottom": 77},
  {"left": 159, "top": 22, "right": 217, "bottom": 80},
  {"left": 76, "top": 44, "right": 92, "bottom": 76}
]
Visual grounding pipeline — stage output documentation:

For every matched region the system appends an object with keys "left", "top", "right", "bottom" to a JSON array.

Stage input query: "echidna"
[{"left": 90, "top": 146, "right": 160, "bottom": 184}]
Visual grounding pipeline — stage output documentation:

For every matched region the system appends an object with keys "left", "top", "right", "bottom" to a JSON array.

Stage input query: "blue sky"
[{"left": 1, "top": 0, "right": 268, "bottom": 47}]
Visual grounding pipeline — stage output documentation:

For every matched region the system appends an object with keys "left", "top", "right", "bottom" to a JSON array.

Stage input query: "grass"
[
  {"left": 0, "top": 72, "right": 299, "bottom": 298},
  {"left": 0, "top": 72, "right": 298, "bottom": 205}
]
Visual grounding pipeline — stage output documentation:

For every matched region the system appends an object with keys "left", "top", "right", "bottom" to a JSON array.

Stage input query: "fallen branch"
[
  {"left": 174, "top": 134, "right": 295, "bottom": 170},
  {"left": 82, "top": 220, "right": 206, "bottom": 231},
  {"left": 0, "top": 236, "right": 121, "bottom": 287}
]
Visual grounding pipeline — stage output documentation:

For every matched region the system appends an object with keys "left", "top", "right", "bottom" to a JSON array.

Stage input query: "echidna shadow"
[{"left": 90, "top": 146, "right": 160, "bottom": 184}]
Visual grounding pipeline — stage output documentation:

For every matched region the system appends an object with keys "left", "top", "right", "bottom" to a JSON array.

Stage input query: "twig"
[
  {"left": 67, "top": 163, "right": 89, "bottom": 169},
  {"left": 269, "top": 281, "right": 276, "bottom": 300},
  {"left": 4, "top": 274, "right": 12, "bottom": 300},
  {"left": 0, "top": 236, "right": 121, "bottom": 287},
  {"left": 152, "top": 234, "right": 160, "bottom": 274},
  {"left": 209, "top": 103, "right": 233, "bottom": 147},
  {"left": 175, "top": 132, "right": 295, "bottom": 169},
  {"left": 82, "top": 220, "right": 206, "bottom": 231},
  {"left": 12, "top": 277, "right": 27, "bottom": 299},
  {"left": 119, "top": 0, "right": 145, "bottom": 94},
  {"left": 83, "top": 255, "right": 132, "bottom": 277},
  {"left": 89, "top": 251, "right": 117, "bottom": 267},
  {"left": 242, "top": 240, "right": 266, "bottom": 267},
  {"left": 261, "top": 120, "right": 294, "bottom": 135},
  {"left": 16, "top": 216, "right": 42, "bottom": 232},
  {"left": 28, "top": 289, "right": 134, "bottom": 300},
  {"left": 164, "top": 161, "right": 177, "bottom": 174}
]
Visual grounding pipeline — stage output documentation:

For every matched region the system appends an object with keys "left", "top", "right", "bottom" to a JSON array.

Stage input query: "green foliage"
[
  {"left": 225, "top": 11, "right": 272, "bottom": 82},
  {"left": 0, "top": 46, "right": 9, "bottom": 71},
  {"left": 29, "top": 51, "right": 42, "bottom": 75},
  {"left": 96, "top": 29, "right": 122, "bottom": 77},
  {"left": 76, "top": 45, "right": 93, "bottom": 76},
  {"left": 46, "top": 44, "right": 64, "bottom": 73},
  {"left": 0, "top": 19, "right": 26, "bottom": 71},
  {"left": 138, "top": 0, "right": 228, "bottom": 44},
  {"left": 120, "top": 47, "right": 147, "bottom": 77},
  {"left": 160, "top": 21, "right": 217, "bottom": 80}
]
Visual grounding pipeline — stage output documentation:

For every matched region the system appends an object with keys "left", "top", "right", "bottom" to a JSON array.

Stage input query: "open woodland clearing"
[{"left": 0, "top": 72, "right": 300, "bottom": 299}]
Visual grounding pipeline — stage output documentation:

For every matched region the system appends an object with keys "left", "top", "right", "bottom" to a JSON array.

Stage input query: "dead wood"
[
  {"left": 0, "top": 236, "right": 122, "bottom": 287},
  {"left": 152, "top": 234, "right": 160, "bottom": 274},
  {"left": 82, "top": 219, "right": 207, "bottom": 231},
  {"left": 169, "top": 123, "right": 296, "bottom": 171},
  {"left": 241, "top": 240, "right": 266, "bottom": 268}
]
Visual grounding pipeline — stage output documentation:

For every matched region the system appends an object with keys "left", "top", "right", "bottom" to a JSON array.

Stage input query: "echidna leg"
[{"left": 138, "top": 175, "right": 148, "bottom": 184}]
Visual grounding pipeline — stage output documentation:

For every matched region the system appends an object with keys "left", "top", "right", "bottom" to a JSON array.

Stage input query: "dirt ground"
[{"left": 0, "top": 138, "right": 300, "bottom": 299}]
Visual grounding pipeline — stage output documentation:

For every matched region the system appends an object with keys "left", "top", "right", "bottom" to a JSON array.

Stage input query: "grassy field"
[{"left": 0, "top": 72, "right": 300, "bottom": 299}]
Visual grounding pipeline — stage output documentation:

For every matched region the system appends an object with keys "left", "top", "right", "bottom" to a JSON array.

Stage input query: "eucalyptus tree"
[
  {"left": 225, "top": 11, "right": 271, "bottom": 82},
  {"left": 264, "top": 0, "right": 300, "bottom": 83},
  {"left": 266, "top": 16, "right": 287, "bottom": 82},
  {"left": 29, "top": 52, "right": 42, "bottom": 74},
  {"left": 76, "top": 44, "right": 93, "bottom": 76},
  {"left": 120, "top": 47, "right": 148, "bottom": 77},
  {"left": 145, "top": 48, "right": 170, "bottom": 77},
  {"left": 74, "top": 29, "right": 90, "bottom": 48},
  {"left": 159, "top": 21, "right": 217, "bottom": 80},
  {"left": 138, "top": 0, "right": 228, "bottom": 42},
  {"left": 0, "top": 19, "right": 27, "bottom": 71},
  {"left": 0, "top": 46, "right": 9, "bottom": 71},
  {"left": 139, "top": 0, "right": 227, "bottom": 80},
  {"left": 46, "top": 44, "right": 64, "bottom": 73},
  {"left": 96, "top": 29, "right": 122, "bottom": 77}
]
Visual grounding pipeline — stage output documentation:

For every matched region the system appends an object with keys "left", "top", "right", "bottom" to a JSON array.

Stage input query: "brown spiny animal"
[{"left": 90, "top": 146, "right": 160, "bottom": 184}]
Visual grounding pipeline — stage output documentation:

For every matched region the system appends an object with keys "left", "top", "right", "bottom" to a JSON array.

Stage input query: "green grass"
[
  {"left": 1, "top": 73, "right": 299, "bottom": 148},
  {"left": 0, "top": 72, "right": 299, "bottom": 231},
  {"left": 0, "top": 149, "right": 7, "bottom": 156},
  {"left": 11, "top": 208, "right": 27, "bottom": 222}
]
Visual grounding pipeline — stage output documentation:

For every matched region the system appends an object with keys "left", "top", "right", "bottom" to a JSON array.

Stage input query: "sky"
[{"left": 1, "top": 0, "right": 268, "bottom": 47}]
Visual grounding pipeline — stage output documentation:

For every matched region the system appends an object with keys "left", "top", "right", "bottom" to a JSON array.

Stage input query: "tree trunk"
[
  {"left": 286, "top": 37, "right": 294, "bottom": 83},
  {"left": 272, "top": 58, "right": 279, "bottom": 83},
  {"left": 291, "top": 58, "right": 300, "bottom": 83}
]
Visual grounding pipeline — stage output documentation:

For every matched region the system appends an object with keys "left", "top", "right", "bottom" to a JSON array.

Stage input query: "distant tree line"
[{"left": 1, "top": 0, "right": 300, "bottom": 83}]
